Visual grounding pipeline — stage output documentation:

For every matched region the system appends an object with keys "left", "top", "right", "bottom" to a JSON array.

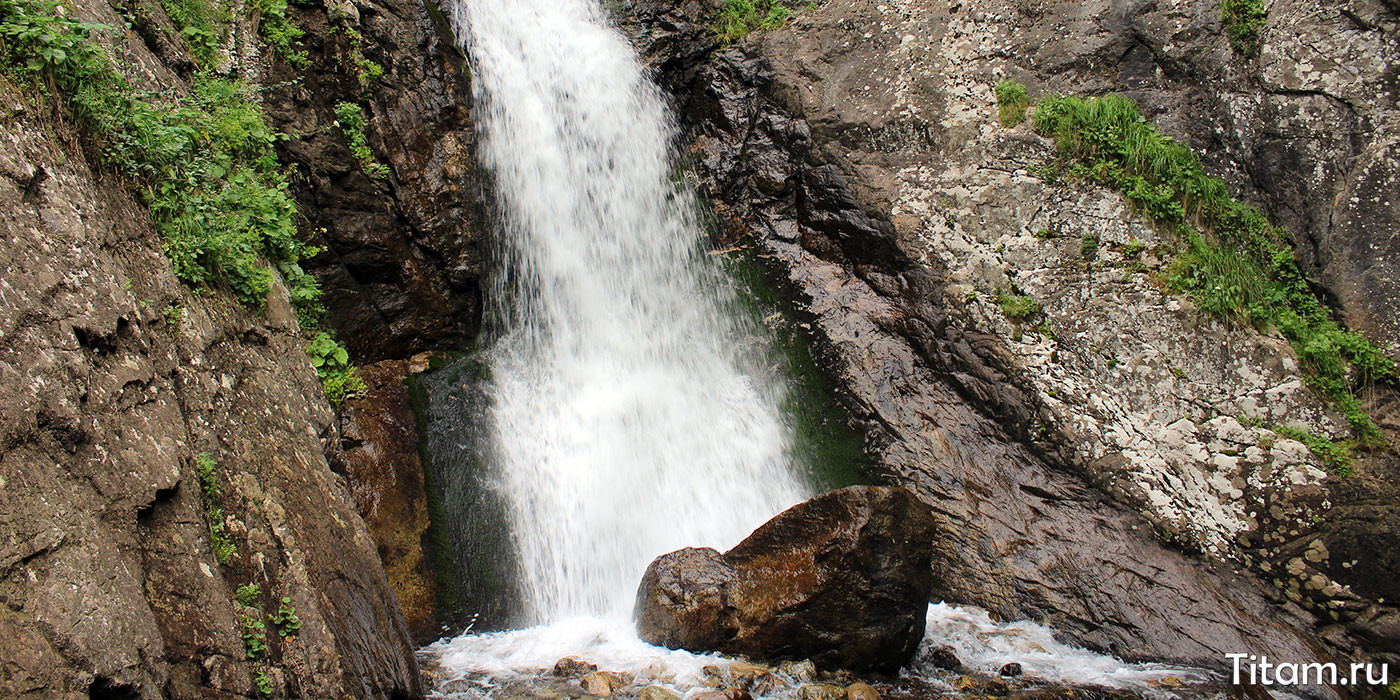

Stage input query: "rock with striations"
[{"left": 634, "top": 485, "right": 938, "bottom": 672}]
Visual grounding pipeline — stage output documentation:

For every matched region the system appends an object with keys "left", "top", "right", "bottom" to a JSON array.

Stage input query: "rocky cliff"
[
  {"left": 0, "top": 0, "right": 484, "bottom": 693},
  {"left": 619, "top": 0, "right": 1400, "bottom": 680}
]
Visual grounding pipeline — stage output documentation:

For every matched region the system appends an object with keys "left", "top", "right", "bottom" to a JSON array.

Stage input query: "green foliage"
[
  {"left": 0, "top": 0, "right": 324, "bottom": 317},
  {"left": 1273, "top": 425, "right": 1354, "bottom": 476},
  {"left": 157, "top": 0, "right": 227, "bottom": 65},
  {"left": 994, "top": 78, "right": 1029, "bottom": 127},
  {"left": 239, "top": 611, "right": 268, "bottom": 660},
  {"left": 1220, "top": 0, "right": 1266, "bottom": 57},
  {"left": 255, "top": 671, "right": 274, "bottom": 698},
  {"left": 164, "top": 304, "right": 185, "bottom": 330},
  {"left": 307, "top": 331, "right": 365, "bottom": 404},
  {"left": 712, "top": 0, "right": 792, "bottom": 44},
  {"left": 333, "top": 101, "right": 389, "bottom": 178},
  {"left": 1080, "top": 232, "right": 1099, "bottom": 260},
  {"left": 1032, "top": 93, "right": 1395, "bottom": 443},
  {"left": 268, "top": 596, "right": 301, "bottom": 637},
  {"left": 1033, "top": 227, "right": 1054, "bottom": 240},
  {"left": 193, "top": 452, "right": 236, "bottom": 563},
  {"left": 248, "top": 0, "right": 309, "bottom": 69},
  {"left": 998, "top": 292, "right": 1042, "bottom": 322},
  {"left": 1121, "top": 238, "right": 1145, "bottom": 259},
  {"left": 234, "top": 583, "right": 261, "bottom": 606}
]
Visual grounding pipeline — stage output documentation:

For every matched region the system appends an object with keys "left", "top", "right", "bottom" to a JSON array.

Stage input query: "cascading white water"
[
  {"left": 428, "top": 0, "right": 1208, "bottom": 694},
  {"left": 448, "top": 0, "right": 807, "bottom": 622}
]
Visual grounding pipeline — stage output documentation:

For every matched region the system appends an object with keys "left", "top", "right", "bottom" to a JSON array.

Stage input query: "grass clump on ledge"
[
  {"left": 1272, "top": 425, "right": 1354, "bottom": 476},
  {"left": 712, "top": 0, "right": 792, "bottom": 44},
  {"left": 1030, "top": 93, "right": 1396, "bottom": 444},
  {"left": 998, "top": 292, "right": 1041, "bottom": 322},
  {"left": 995, "top": 78, "right": 1029, "bottom": 127},
  {"left": 1219, "top": 0, "right": 1266, "bottom": 57}
]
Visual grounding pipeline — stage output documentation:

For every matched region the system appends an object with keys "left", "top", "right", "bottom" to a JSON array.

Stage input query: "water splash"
[
  {"left": 426, "top": 605, "right": 1207, "bottom": 698},
  {"left": 447, "top": 0, "right": 806, "bottom": 622}
]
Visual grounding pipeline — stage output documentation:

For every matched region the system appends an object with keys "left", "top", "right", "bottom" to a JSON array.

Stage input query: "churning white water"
[
  {"left": 429, "top": 0, "right": 1205, "bottom": 694},
  {"left": 449, "top": 0, "right": 806, "bottom": 622}
]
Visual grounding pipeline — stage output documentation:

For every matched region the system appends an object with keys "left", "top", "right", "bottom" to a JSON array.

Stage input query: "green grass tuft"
[
  {"left": 1032, "top": 93, "right": 1396, "bottom": 444},
  {"left": 995, "top": 78, "right": 1029, "bottom": 127},
  {"left": 712, "top": 0, "right": 793, "bottom": 44},
  {"left": 1273, "top": 425, "right": 1354, "bottom": 476},
  {"left": 998, "top": 292, "right": 1042, "bottom": 322}
]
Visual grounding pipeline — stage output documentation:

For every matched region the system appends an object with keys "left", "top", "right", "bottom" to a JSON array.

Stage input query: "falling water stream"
[{"left": 426, "top": 0, "right": 1205, "bottom": 695}]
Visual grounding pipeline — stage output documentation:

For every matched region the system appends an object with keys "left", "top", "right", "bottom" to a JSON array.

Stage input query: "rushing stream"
[{"left": 426, "top": 0, "right": 1205, "bottom": 695}]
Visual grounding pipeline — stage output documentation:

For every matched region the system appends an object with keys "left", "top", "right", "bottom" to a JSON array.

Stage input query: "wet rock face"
[
  {"left": 622, "top": 0, "right": 1400, "bottom": 676},
  {"left": 635, "top": 486, "right": 938, "bottom": 672},
  {"left": 263, "top": 0, "right": 487, "bottom": 362},
  {"left": 0, "top": 81, "right": 420, "bottom": 700}
]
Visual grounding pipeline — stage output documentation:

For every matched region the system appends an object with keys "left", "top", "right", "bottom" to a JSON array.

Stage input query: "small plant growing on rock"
[
  {"left": 1080, "top": 233, "right": 1099, "bottom": 260},
  {"left": 1219, "top": 0, "right": 1266, "bottom": 57},
  {"left": 306, "top": 331, "right": 366, "bottom": 404},
  {"left": 240, "top": 611, "right": 268, "bottom": 660},
  {"left": 712, "top": 0, "right": 792, "bottom": 44},
  {"left": 269, "top": 596, "right": 301, "bottom": 637},
  {"left": 255, "top": 671, "right": 274, "bottom": 698},
  {"left": 997, "top": 293, "right": 1041, "bottom": 322},
  {"left": 235, "top": 583, "right": 262, "bottom": 607},
  {"left": 194, "top": 453, "right": 237, "bottom": 563},
  {"left": 994, "top": 78, "right": 1029, "bottom": 127},
  {"left": 1121, "top": 238, "right": 1145, "bottom": 259},
  {"left": 1272, "top": 426, "right": 1353, "bottom": 476},
  {"left": 334, "top": 101, "right": 390, "bottom": 179}
]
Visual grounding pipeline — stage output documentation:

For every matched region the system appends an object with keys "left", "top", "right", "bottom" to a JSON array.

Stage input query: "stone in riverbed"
[
  {"left": 634, "top": 486, "right": 938, "bottom": 673},
  {"left": 579, "top": 671, "right": 631, "bottom": 696},
  {"left": 638, "top": 686, "right": 681, "bottom": 700},
  {"left": 554, "top": 657, "right": 597, "bottom": 677},
  {"left": 845, "top": 682, "right": 880, "bottom": 700}
]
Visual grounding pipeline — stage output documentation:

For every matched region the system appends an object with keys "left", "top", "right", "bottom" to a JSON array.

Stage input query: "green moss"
[
  {"left": 1220, "top": 0, "right": 1266, "bottom": 57},
  {"left": 719, "top": 248, "right": 869, "bottom": 492},
  {"left": 995, "top": 78, "right": 1029, "bottom": 127},
  {"left": 712, "top": 0, "right": 792, "bottom": 44},
  {"left": 1032, "top": 93, "right": 1395, "bottom": 444}
]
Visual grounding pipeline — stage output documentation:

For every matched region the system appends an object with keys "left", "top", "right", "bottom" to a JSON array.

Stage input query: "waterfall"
[{"left": 447, "top": 0, "right": 807, "bottom": 622}]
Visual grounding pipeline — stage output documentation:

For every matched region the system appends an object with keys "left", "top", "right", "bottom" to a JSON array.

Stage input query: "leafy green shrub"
[
  {"left": 334, "top": 101, "right": 390, "bottom": 178},
  {"left": 157, "top": 0, "right": 227, "bottom": 65},
  {"left": 998, "top": 293, "right": 1042, "bottom": 322},
  {"left": 995, "top": 78, "right": 1029, "bottom": 127},
  {"left": 234, "top": 583, "right": 262, "bottom": 607},
  {"left": 249, "top": 0, "right": 308, "bottom": 69},
  {"left": 268, "top": 596, "right": 301, "bottom": 637},
  {"left": 307, "top": 331, "right": 365, "bottom": 404},
  {"left": 1220, "top": 0, "right": 1266, "bottom": 57},
  {"left": 712, "top": 0, "right": 792, "bottom": 44},
  {"left": 1273, "top": 426, "right": 1353, "bottom": 476},
  {"left": 1032, "top": 93, "right": 1395, "bottom": 443}
]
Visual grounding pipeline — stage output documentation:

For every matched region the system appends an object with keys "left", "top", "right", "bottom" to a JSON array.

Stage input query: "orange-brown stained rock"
[
  {"left": 340, "top": 358, "right": 439, "bottom": 643},
  {"left": 634, "top": 486, "right": 937, "bottom": 672}
]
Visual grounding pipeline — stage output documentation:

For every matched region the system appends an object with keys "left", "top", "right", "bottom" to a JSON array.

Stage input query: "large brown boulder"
[{"left": 634, "top": 486, "right": 938, "bottom": 673}]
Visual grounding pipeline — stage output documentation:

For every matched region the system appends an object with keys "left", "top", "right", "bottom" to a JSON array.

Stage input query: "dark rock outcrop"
[
  {"left": 635, "top": 486, "right": 937, "bottom": 673},
  {"left": 264, "top": 0, "right": 488, "bottom": 362}
]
